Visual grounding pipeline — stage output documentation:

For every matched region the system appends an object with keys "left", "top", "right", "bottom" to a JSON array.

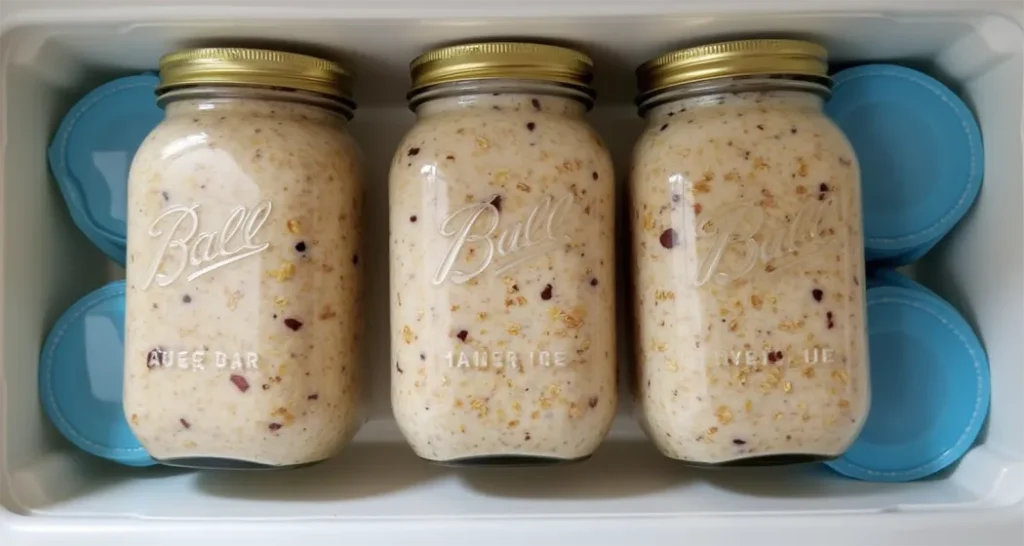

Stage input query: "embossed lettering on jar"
[
  {"left": 629, "top": 39, "right": 870, "bottom": 465},
  {"left": 389, "top": 42, "right": 617, "bottom": 464},
  {"left": 123, "top": 48, "right": 365, "bottom": 469}
]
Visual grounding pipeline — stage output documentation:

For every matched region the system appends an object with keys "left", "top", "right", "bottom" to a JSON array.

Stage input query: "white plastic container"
[{"left": 1, "top": 1, "right": 1022, "bottom": 544}]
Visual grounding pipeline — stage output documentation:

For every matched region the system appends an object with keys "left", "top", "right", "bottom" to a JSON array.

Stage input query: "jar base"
[
  {"left": 424, "top": 454, "right": 592, "bottom": 468},
  {"left": 675, "top": 453, "right": 834, "bottom": 467},
  {"left": 156, "top": 456, "right": 326, "bottom": 471}
]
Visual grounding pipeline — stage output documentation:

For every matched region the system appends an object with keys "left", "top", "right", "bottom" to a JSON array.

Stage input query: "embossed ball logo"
[
  {"left": 694, "top": 192, "right": 842, "bottom": 286},
  {"left": 432, "top": 193, "right": 575, "bottom": 285},
  {"left": 142, "top": 201, "right": 272, "bottom": 289}
]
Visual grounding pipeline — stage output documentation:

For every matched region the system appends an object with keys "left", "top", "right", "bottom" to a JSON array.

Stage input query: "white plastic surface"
[{"left": 1, "top": 0, "right": 1023, "bottom": 544}]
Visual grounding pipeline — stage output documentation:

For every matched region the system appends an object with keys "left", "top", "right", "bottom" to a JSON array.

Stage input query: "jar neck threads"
[
  {"left": 412, "top": 80, "right": 589, "bottom": 118},
  {"left": 641, "top": 79, "right": 827, "bottom": 120},
  {"left": 638, "top": 76, "right": 829, "bottom": 117},
  {"left": 160, "top": 86, "right": 355, "bottom": 120}
]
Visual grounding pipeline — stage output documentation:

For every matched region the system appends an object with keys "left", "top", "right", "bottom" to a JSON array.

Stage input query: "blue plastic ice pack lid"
[
  {"left": 826, "top": 64, "right": 983, "bottom": 264},
  {"left": 826, "top": 285, "right": 990, "bottom": 482},
  {"left": 38, "top": 280, "right": 156, "bottom": 467},
  {"left": 47, "top": 73, "right": 163, "bottom": 266}
]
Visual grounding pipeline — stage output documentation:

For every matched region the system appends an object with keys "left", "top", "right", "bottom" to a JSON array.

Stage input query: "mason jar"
[
  {"left": 123, "top": 48, "right": 365, "bottom": 469},
  {"left": 629, "top": 39, "right": 870, "bottom": 465},
  {"left": 389, "top": 42, "right": 617, "bottom": 465}
]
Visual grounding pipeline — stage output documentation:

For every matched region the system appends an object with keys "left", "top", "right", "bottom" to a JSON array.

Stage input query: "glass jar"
[
  {"left": 389, "top": 42, "right": 617, "bottom": 465},
  {"left": 123, "top": 48, "right": 365, "bottom": 469},
  {"left": 629, "top": 39, "right": 870, "bottom": 465}
]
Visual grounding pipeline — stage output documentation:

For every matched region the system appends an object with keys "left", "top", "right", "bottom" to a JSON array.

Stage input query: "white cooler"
[{"left": 1, "top": 0, "right": 1022, "bottom": 544}]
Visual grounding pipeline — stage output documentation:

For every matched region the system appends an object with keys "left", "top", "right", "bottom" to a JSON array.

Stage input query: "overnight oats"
[
  {"left": 629, "top": 39, "right": 870, "bottom": 465},
  {"left": 389, "top": 42, "right": 617, "bottom": 465},
  {"left": 123, "top": 48, "right": 365, "bottom": 469}
]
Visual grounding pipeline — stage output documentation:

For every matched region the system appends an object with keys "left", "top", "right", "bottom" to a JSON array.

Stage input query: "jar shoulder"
[
  {"left": 633, "top": 105, "right": 855, "bottom": 165},
  {"left": 391, "top": 108, "right": 612, "bottom": 181},
  {"left": 131, "top": 112, "right": 363, "bottom": 188}
]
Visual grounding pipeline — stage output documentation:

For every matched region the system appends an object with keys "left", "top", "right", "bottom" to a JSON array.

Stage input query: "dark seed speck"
[
  {"left": 180, "top": 418, "right": 191, "bottom": 429},
  {"left": 230, "top": 375, "right": 250, "bottom": 392},
  {"left": 541, "top": 284, "right": 553, "bottom": 300},
  {"left": 526, "top": 122, "right": 536, "bottom": 131},
  {"left": 268, "top": 423, "right": 282, "bottom": 431},
  {"left": 284, "top": 318, "right": 303, "bottom": 331},
  {"left": 456, "top": 330, "right": 468, "bottom": 342},
  {"left": 295, "top": 241, "right": 307, "bottom": 252},
  {"left": 812, "top": 289, "right": 823, "bottom": 302},
  {"left": 659, "top": 228, "right": 678, "bottom": 249},
  {"left": 531, "top": 99, "right": 541, "bottom": 110},
  {"left": 182, "top": 294, "right": 192, "bottom": 304},
  {"left": 733, "top": 438, "right": 746, "bottom": 445},
  {"left": 408, "top": 147, "right": 420, "bottom": 156}
]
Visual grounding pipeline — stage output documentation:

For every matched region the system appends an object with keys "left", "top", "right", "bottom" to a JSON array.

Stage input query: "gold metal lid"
[
  {"left": 156, "top": 47, "right": 355, "bottom": 105},
  {"left": 636, "top": 39, "right": 830, "bottom": 104},
  {"left": 408, "top": 42, "right": 595, "bottom": 97}
]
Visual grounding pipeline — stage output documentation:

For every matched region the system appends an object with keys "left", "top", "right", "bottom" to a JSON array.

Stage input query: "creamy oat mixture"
[
  {"left": 629, "top": 90, "right": 869, "bottom": 464},
  {"left": 124, "top": 95, "right": 365, "bottom": 467},
  {"left": 390, "top": 92, "right": 617, "bottom": 462}
]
